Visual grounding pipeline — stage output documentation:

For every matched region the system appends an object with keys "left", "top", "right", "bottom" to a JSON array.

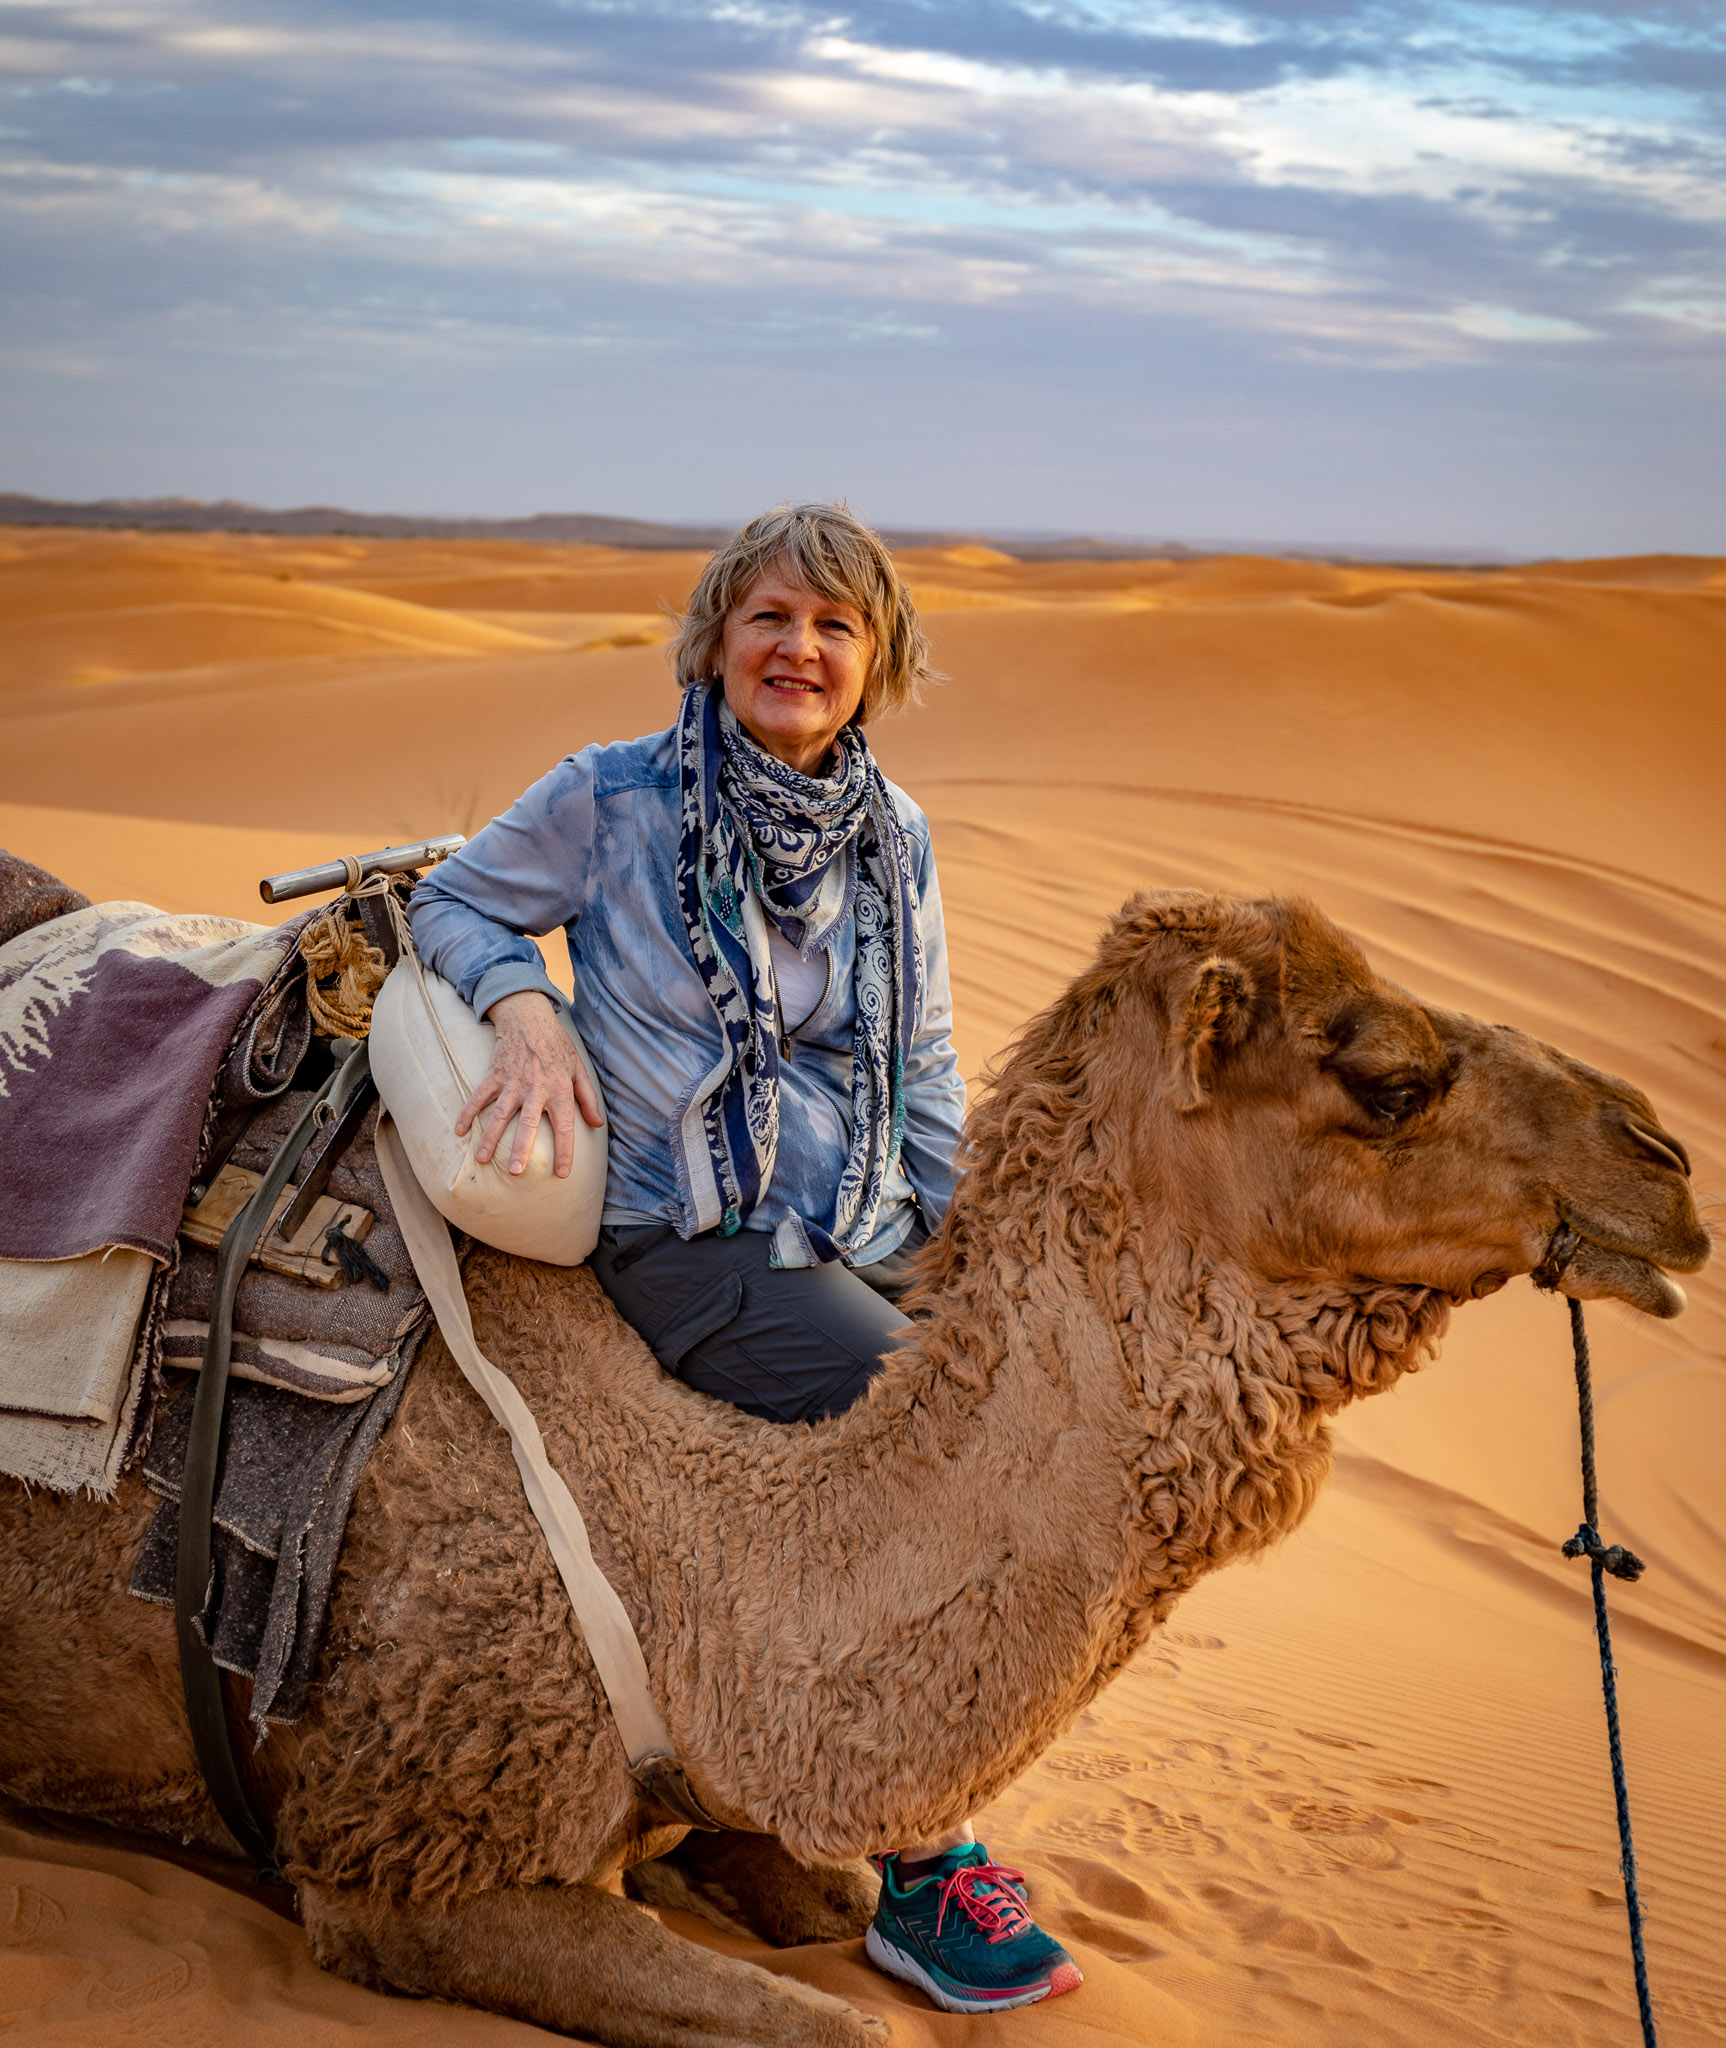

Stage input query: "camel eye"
[
  {"left": 1327, "top": 1044, "right": 1441, "bottom": 1127},
  {"left": 1364, "top": 1083, "right": 1424, "bottom": 1121}
]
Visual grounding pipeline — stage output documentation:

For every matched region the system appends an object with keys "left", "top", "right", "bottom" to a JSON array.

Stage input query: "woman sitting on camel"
[{"left": 410, "top": 501, "right": 1082, "bottom": 2016}]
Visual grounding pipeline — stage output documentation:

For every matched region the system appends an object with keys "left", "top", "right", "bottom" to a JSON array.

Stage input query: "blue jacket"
[{"left": 408, "top": 724, "right": 967, "bottom": 1264}]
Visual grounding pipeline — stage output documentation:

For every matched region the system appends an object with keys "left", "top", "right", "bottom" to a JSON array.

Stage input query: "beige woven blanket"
[{"left": 0, "top": 1248, "right": 156, "bottom": 1493}]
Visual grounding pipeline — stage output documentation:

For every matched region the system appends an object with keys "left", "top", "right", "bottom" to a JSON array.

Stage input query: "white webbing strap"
[{"left": 375, "top": 1113, "right": 679, "bottom": 1774}]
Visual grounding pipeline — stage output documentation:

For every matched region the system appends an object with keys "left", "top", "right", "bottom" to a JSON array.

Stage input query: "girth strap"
[
  {"left": 175, "top": 1042, "right": 373, "bottom": 1881},
  {"left": 374, "top": 1116, "right": 719, "bottom": 1831}
]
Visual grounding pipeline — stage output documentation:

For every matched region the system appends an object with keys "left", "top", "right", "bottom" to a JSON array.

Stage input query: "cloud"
[
  {"left": 1441, "top": 301, "right": 1594, "bottom": 339},
  {"left": 1, "top": 0, "right": 1722, "bottom": 544},
  {"left": 5, "top": 0, "right": 1719, "bottom": 325}
]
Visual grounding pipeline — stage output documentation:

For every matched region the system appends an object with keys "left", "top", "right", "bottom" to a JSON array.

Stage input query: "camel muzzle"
[{"left": 1533, "top": 1219, "right": 1697, "bottom": 1321}]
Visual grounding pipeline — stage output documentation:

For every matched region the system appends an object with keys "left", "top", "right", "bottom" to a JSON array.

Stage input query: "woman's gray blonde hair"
[{"left": 670, "top": 503, "right": 935, "bottom": 723}]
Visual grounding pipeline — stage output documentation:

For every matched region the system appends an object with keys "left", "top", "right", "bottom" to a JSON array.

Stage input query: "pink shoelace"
[{"left": 933, "top": 1861, "right": 1033, "bottom": 1945}]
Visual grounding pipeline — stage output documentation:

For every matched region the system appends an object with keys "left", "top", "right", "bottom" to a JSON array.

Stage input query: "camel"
[{"left": 0, "top": 887, "right": 1708, "bottom": 2048}]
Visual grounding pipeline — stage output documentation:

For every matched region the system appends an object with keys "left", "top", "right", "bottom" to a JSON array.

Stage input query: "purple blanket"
[{"left": 0, "top": 901, "right": 308, "bottom": 1263}]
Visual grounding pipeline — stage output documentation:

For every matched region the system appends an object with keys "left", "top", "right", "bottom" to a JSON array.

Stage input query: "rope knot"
[{"left": 1561, "top": 1522, "right": 1646, "bottom": 1582}]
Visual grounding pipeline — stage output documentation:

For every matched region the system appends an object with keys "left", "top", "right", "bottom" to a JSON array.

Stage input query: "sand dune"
[
  {"left": 260, "top": 535, "right": 711, "bottom": 616},
  {"left": 0, "top": 532, "right": 562, "bottom": 691},
  {"left": 1, "top": 527, "right": 1722, "bottom": 2047}
]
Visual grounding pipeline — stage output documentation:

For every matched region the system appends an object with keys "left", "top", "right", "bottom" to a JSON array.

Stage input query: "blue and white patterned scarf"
[{"left": 673, "top": 682, "right": 922, "bottom": 1267}]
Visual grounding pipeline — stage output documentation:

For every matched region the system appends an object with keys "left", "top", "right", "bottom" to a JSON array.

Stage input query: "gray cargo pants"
[{"left": 588, "top": 1219, "right": 929, "bottom": 1424}]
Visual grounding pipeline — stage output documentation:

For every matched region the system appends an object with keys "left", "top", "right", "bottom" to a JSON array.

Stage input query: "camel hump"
[{"left": 0, "top": 851, "right": 92, "bottom": 955}]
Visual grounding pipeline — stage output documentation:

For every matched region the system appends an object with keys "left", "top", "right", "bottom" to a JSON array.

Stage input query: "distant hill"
[
  {"left": 0, "top": 493, "right": 738, "bottom": 551},
  {"left": 0, "top": 492, "right": 1512, "bottom": 566}
]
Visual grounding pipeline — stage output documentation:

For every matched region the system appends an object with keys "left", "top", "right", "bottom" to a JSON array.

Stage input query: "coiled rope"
[
  {"left": 1561, "top": 1297, "right": 1658, "bottom": 2047},
  {"left": 296, "top": 861, "right": 474, "bottom": 1119},
  {"left": 298, "top": 864, "right": 418, "bottom": 1040}
]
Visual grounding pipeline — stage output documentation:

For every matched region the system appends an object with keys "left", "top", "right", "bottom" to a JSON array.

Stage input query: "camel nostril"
[{"left": 1624, "top": 1117, "right": 1690, "bottom": 1178}]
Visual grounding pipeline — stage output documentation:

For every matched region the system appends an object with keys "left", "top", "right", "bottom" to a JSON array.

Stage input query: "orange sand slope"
[{"left": 1, "top": 529, "right": 1722, "bottom": 2047}]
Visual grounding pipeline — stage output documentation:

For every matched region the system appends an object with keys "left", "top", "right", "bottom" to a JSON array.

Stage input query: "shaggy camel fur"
[{"left": 0, "top": 890, "right": 1708, "bottom": 2048}]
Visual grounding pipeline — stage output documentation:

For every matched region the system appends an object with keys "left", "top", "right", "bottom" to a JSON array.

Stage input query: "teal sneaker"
[{"left": 864, "top": 1842, "right": 1083, "bottom": 2015}]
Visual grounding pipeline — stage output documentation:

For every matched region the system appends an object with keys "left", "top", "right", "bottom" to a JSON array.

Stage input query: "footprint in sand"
[
  {"left": 1164, "top": 1736, "right": 1237, "bottom": 1765},
  {"left": 1045, "top": 1801, "right": 1225, "bottom": 1857},
  {"left": 1368, "top": 1772, "right": 1451, "bottom": 1797},
  {"left": 1042, "top": 1749, "right": 1139, "bottom": 1781},
  {"left": 1044, "top": 1809, "right": 1131, "bottom": 1850},
  {"left": 1128, "top": 1804, "right": 1228, "bottom": 1859},
  {"left": 1280, "top": 1801, "right": 1400, "bottom": 1869},
  {"left": 87, "top": 1949, "right": 202, "bottom": 2013},
  {"left": 1, "top": 1883, "right": 66, "bottom": 1939},
  {"left": 1207, "top": 1703, "right": 1278, "bottom": 1728},
  {"left": 1048, "top": 1810, "right": 1130, "bottom": 1859},
  {"left": 1414, "top": 1942, "right": 1507, "bottom": 2010},
  {"left": 1319, "top": 1834, "right": 1400, "bottom": 1870}
]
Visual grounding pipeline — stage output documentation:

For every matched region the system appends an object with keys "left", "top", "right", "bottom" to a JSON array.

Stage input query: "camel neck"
[
  {"left": 695, "top": 1273, "right": 1132, "bottom": 1860},
  {"left": 636, "top": 1228, "right": 1449, "bottom": 1866}
]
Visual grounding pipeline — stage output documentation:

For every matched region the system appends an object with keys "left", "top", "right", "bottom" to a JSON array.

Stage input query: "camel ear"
[{"left": 1175, "top": 953, "right": 1256, "bottom": 1111}]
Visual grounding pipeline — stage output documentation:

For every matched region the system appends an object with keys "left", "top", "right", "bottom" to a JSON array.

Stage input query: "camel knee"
[
  {"left": 299, "top": 1876, "right": 885, "bottom": 2047},
  {"left": 299, "top": 1882, "right": 436, "bottom": 1997}
]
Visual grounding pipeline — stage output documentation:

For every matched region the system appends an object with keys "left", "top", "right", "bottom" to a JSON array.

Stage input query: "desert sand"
[{"left": 1, "top": 525, "right": 1722, "bottom": 2046}]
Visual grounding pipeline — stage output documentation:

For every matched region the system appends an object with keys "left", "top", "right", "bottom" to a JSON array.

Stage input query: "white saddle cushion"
[{"left": 369, "top": 963, "right": 607, "bottom": 1267}]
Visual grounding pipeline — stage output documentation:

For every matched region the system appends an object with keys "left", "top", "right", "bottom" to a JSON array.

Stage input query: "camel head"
[{"left": 1031, "top": 890, "right": 1709, "bottom": 1322}]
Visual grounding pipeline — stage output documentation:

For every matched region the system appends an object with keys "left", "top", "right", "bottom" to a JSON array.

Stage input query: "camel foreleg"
[
  {"left": 299, "top": 1878, "right": 885, "bottom": 2048},
  {"left": 625, "top": 1829, "right": 880, "bottom": 1947}
]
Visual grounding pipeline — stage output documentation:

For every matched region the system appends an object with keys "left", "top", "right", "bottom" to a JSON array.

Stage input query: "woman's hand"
[{"left": 455, "top": 990, "right": 604, "bottom": 1178}]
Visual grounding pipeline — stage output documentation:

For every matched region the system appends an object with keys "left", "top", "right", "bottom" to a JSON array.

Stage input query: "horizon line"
[{"left": 0, "top": 488, "right": 1537, "bottom": 567}]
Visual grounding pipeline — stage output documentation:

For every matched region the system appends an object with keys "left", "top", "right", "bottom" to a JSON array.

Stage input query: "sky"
[{"left": 2, "top": 0, "right": 1723, "bottom": 554}]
